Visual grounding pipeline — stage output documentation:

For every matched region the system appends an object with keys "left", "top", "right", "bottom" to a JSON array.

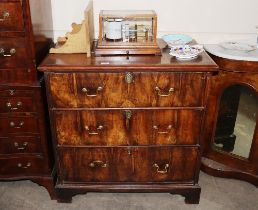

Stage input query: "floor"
[{"left": 0, "top": 172, "right": 257, "bottom": 210}]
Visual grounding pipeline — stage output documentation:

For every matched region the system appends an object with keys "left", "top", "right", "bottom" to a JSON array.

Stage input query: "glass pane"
[{"left": 212, "top": 85, "right": 258, "bottom": 158}]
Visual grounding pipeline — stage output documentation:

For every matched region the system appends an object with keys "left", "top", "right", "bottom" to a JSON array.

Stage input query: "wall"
[{"left": 50, "top": 0, "right": 258, "bottom": 44}]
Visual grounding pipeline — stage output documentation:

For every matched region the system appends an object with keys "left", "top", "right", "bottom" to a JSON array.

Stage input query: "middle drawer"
[
  {"left": 53, "top": 109, "right": 202, "bottom": 146},
  {"left": 0, "top": 115, "right": 39, "bottom": 135}
]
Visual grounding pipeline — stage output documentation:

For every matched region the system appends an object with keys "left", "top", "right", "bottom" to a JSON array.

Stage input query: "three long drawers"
[{"left": 46, "top": 71, "right": 206, "bottom": 185}]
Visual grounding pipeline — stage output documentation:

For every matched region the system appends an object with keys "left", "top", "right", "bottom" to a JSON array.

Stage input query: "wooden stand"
[
  {"left": 49, "top": 1, "right": 94, "bottom": 57},
  {"left": 55, "top": 182, "right": 201, "bottom": 204}
]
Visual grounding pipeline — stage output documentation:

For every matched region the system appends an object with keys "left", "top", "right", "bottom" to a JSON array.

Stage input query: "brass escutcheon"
[{"left": 125, "top": 72, "right": 133, "bottom": 84}]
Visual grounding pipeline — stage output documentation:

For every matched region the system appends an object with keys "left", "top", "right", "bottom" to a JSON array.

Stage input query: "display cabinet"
[{"left": 202, "top": 54, "right": 258, "bottom": 187}]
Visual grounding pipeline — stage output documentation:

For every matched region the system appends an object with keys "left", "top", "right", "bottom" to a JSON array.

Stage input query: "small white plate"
[{"left": 169, "top": 45, "right": 204, "bottom": 60}]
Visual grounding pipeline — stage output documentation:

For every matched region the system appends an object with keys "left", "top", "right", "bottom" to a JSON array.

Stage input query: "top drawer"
[
  {"left": 48, "top": 72, "right": 207, "bottom": 108},
  {"left": 0, "top": 1, "right": 24, "bottom": 32}
]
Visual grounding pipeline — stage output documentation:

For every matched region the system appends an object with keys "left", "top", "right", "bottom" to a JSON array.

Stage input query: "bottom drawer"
[
  {"left": 0, "top": 156, "right": 49, "bottom": 176},
  {"left": 58, "top": 146, "right": 199, "bottom": 183}
]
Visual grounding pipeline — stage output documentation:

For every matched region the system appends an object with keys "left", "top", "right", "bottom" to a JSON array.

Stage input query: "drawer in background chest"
[
  {"left": 0, "top": 96, "right": 35, "bottom": 113},
  {"left": 0, "top": 156, "right": 49, "bottom": 177},
  {"left": 47, "top": 72, "right": 207, "bottom": 108},
  {"left": 58, "top": 146, "right": 199, "bottom": 183},
  {"left": 0, "top": 37, "right": 31, "bottom": 69},
  {"left": 0, "top": 135, "right": 42, "bottom": 154},
  {"left": 0, "top": 1, "right": 24, "bottom": 32},
  {"left": 0, "top": 115, "right": 39, "bottom": 135},
  {"left": 0, "top": 89, "right": 37, "bottom": 113},
  {"left": 0, "top": 68, "right": 36, "bottom": 84},
  {"left": 53, "top": 109, "right": 203, "bottom": 146}
]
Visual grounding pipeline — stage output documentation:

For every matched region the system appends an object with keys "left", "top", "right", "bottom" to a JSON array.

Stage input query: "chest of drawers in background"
[
  {"left": 0, "top": 0, "right": 55, "bottom": 199},
  {"left": 39, "top": 52, "right": 218, "bottom": 203}
]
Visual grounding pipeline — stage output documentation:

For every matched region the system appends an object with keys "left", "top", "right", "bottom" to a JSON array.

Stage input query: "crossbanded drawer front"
[
  {"left": 48, "top": 72, "right": 206, "bottom": 108},
  {"left": 0, "top": 89, "right": 34, "bottom": 97},
  {"left": 0, "top": 68, "right": 36, "bottom": 84},
  {"left": 0, "top": 156, "right": 49, "bottom": 176},
  {"left": 0, "top": 1, "right": 24, "bottom": 32},
  {"left": 0, "top": 136, "right": 41, "bottom": 154},
  {"left": 0, "top": 96, "right": 35, "bottom": 113},
  {"left": 0, "top": 37, "right": 30, "bottom": 69},
  {"left": 58, "top": 146, "right": 199, "bottom": 183},
  {"left": 54, "top": 110, "right": 202, "bottom": 146},
  {"left": 0, "top": 115, "right": 39, "bottom": 135}
]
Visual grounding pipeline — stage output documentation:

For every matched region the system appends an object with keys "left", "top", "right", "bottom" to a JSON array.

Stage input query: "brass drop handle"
[
  {"left": 10, "top": 121, "right": 24, "bottom": 129},
  {"left": 17, "top": 162, "right": 31, "bottom": 169},
  {"left": 0, "top": 48, "right": 16, "bottom": 57},
  {"left": 89, "top": 160, "right": 107, "bottom": 168},
  {"left": 81, "top": 86, "right": 103, "bottom": 97},
  {"left": 153, "top": 163, "right": 169, "bottom": 174},
  {"left": 14, "top": 142, "right": 28, "bottom": 150},
  {"left": 6, "top": 101, "right": 23, "bottom": 110},
  {"left": 153, "top": 125, "right": 173, "bottom": 134},
  {"left": 155, "top": 87, "right": 175, "bottom": 97},
  {"left": 85, "top": 125, "right": 104, "bottom": 135},
  {"left": 0, "top": 11, "right": 9, "bottom": 21}
]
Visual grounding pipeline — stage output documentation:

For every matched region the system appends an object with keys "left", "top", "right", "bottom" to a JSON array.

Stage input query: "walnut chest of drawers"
[
  {"left": 0, "top": 0, "right": 55, "bottom": 199},
  {"left": 38, "top": 50, "right": 218, "bottom": 203}
]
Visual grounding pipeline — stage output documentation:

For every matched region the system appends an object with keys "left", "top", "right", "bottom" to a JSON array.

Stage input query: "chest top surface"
[{"left": 38, "top": 40, "right": 218, "bottom": 73}]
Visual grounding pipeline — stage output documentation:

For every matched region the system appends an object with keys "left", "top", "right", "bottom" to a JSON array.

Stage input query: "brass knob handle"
[
  {"left": 17, "top": 162, "right": 31, "bottom": 169},
  {"left": 85, "top": 125, "right": 104, "bottom": 135},
  {"left": 81, "top": 86, "right": 103, "bottom": 97},
  {"left": 10, "top": 121, "right": 24, "bottom": 128},
  {"left": 89, "top": 160, "right": 107, "bottom": 168},
  {"left": 6, "top": 101, "right": 23, "bottom": 110},
  {"left": 153, "top": 163, "right": 169, "bottom": 174},
  {"left": 153, "top": 125, "right": 174, "bottom": 134},
  {"left": 14, "top": 142, "right": 28, "bottom": 150},
  {"left": 0, "top": 48, "right": 16, "bottom": 57},
  {"left": 0, "top": 11, "right": 9, "bottom": 21},
  {"left": 155, "top": 87, "right": 175, "bottom": 97}
]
